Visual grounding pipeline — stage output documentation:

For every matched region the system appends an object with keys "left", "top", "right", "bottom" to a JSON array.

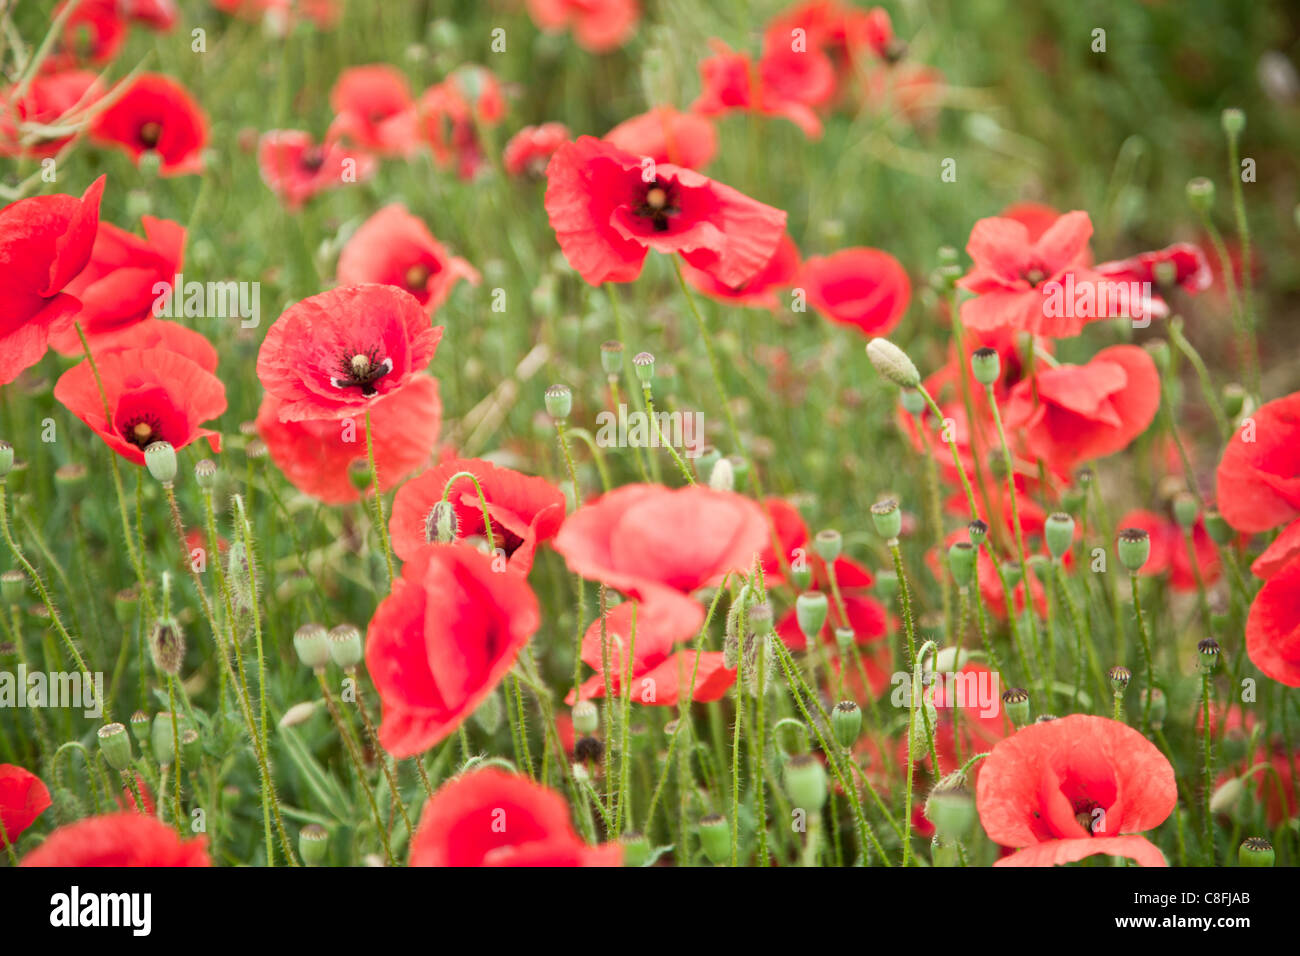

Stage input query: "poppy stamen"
[
  {"left": 122, "top": 414, "right": 163, "bottom": 449},
  {"left": 138, "top": 121, "right": 162, "bottom": 148},
  {"left": 331, "top": 346, "right": 394, "bottom": 397},
  {"left": 636, "top": 180, "right": 680, "bottom": 232},
  {"left": 300, "top": 147, "right": 325, "bottom": 173}
]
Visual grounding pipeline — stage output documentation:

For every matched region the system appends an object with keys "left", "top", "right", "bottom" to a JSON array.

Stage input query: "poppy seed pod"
[
  {"left": 1197, "top": 638, "right": 1221, "bottom": 674},
  {"left": 1002, "top": 561, "right": 1024, "bottom": 590},
  {"left": 0, "top": 439, "right": 13, "bottom": 477},
  {"left": 144, "top": 440, "right": 177, "bottom": 484},
  {"left": 795, "top": 592, "right": 829, "bottom": 641},
  {"left": 1220, "top": 107, "right": 1245, "bottom": 136},
  {"left": 1002, "top": 688, "right": 1031, "bottom": 727},
  {"left": 130, "top": 709, "right": 150, "bottom": 741},
  {"left": 1221, "top": 383, "right": 1245, "bottom": 419},
  {"left": 98, "top": 722, "right": 132, "bottom": 771},
  {"left": 870, "top": 497, "right": 902, "bottom": 540},
  {"left": 698, "top": 813, "right": 730, "bottom": 864},
  {"left": 544, "top": 383, "right": 572, "bottom": 422},
  {"left": 632, "top": 351, "right": 655, "bottom": 385},
  {"left": 789, "top": 558, "right": 812, "bottom": 592},
  {"left": 1186, "top": 177, "right": 1215, "bottom": 213},
  {"left": 925, "top": 775, "right": 976, "bottom": 842},
  {"left": 600, "top": 340, "right": 623, "bottom": 377},
  {"left": 1238, "top": 837, "right": 1274, "bottom": 867},
  {"left": 1044, "top": 512, "right": 1074, "bottom": 560},
  {"left": 1172, "top": 492, "right": 1198, "bottom": 529},
  {"left": 783, "top": 753, "right": 828, "bottom": 811},
  {"left": 899, "top": 387, "right": 925, "bottom": 416},
  {"left": 813, "top": 529, "right": 842, "bottom": 563},
  {"left": 348, "top": 459, "right": 373, "bottom": 491},
  {"left": 967, "top": 519, "right": 988, "bottom": 547},
  {"left": 194, "top": 458, "right": 217, "bottom": 489},
  {"left": 293, "top": 622, "right": 331, "bottom": 671},
  {"left": 1108, "top": 665, "right": 1132, "bottom": 695},
  {"left": 1117, "top": 527, "right": 1151, "bottom": 572},
  {"left": 300, "top": 824, "right": 329, "bottom": 866},
  {"left": 152, "top": 712, "right": 176, "bottom": 766},
  {"left": 948, "top": 541, "right": 976, "bottom": 588},
  {"left": 865, "top": 338, "right": 921, "bottom": 388},
  {"left": 572, "top": 699, "right": 599, "bottom": 736},
  {"left": 328, "top": 623, "right": 363, "bottom": 669},
  {"left": 180, "top": 728, "right": 201, "bottom": 768},
  {"left": 1204, "top": 508, "right": 1232, "bottom": 545},
  {"left": 694, "top": 445, "right": 720, "bottom": 475},
  {"left": 832, "top": 701, "right": 862, "bottom": 749},
  {"left": 970, "top": 347, "right": 1001, "bottom": 387}
]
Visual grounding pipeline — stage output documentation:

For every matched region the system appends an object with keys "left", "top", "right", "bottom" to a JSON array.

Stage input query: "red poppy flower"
[
  {"left": 328, "top": 65, "right": 419, "bottom": 157},
  {"left": 1246, "top": 553, "right": 1300, "bottom": 687},
  {"left": 799, "top": 247, "right": 911, "bottom": 336},
  {"left": 70, "top": 318, "right": 218, "bottom": 371},
  {"left": 46, "top": 215, "right": 184, "bottom": 355},
  {"left": 1117, "top": 508, "right": 1221, "bottom": 592},
  {"left": 410, "top": 768, "right": 620, "bottom": 866},
  {"left": 920, "top": 663, "right": 1014, "bottom": 776},
  {"left": 90, "top": 73, "right": 207, "bottom": 176},
  {"left": 681, "top": 231, "right": 800, "bottom": 310},
  {"left": 1097, "top": 242, "right": 1211, "bottom": 295},
  {"left": 605, "top": 106, "right": 718, "bottom": 171},
  {"left": 525, "top": 0, "right": 639, "bottom": 54},
  {"left": 1214, "top": 390, "right": 1300, "bottom": 534},
  {"left": 976, "top": 714, "right": 1176, "bottom": 867},
  {"left": 389, "top": 456, "right": 565, "bottom": 574},
  {"left": 1002, "top": 344, "right": 1160, "bottom": 476},
  {"left": 416, "top": 69, "right": 504, "bottom": 180},
  {"left": 565, "top": 592, "right": 735, "bottom": 706},
  {"left": 257, "top": 375, "right": 441, "bottom": 505},
  {"left": 691, "top": 40, "right": 824, "bottom": 139},
  {"left": 336, "top": 205, "right": 479, "bottom": 315},
  {"left": 959, "top": 210, "right": 1117, "bottom": 338},
  {"left": 257, "top": 130, "right": 376, "bottom": 209},
  {"left": 45, "top": 0, "right": 127, "bottom": 71},
  {"left": 999, "top": 201, "right": 1069, "bottom": 245},
  {"left": 126, "top": 0, "right": 180, "bottom": 30},
  {"left": 256, "top": 283, "right": 442, "bottom": 422},
  {"left": 758, "top": 42, "right": 837, "bottom": 110},
  {"left": 0, "top": 70, "right": 101, "bottom": 157},
  {"left": 545, "top": 135, "right": 786, "bottom": 287},
  {"left": 0, "top": 765, "right": 51, "bottom": 846},
  {"left": 503, "top": 122, "right": 570, "bottom": 178},
  {"left": 1252, "top": 517, "right": 1300, "bottom": 581},
  {"left": 54, "top": 337, "right": 226, "bottom": 466},
  {"left": 20, "top": 812, "right": 209, "bottom": 866},
  {"left": 365, "top": 545, "right": 540, "bottom": 757},
  {"left": 552, "top": 484, "right": 771, "bottom": 604},
  {"left": 0, "top": 175, "right": 104, "bottom": 386},
  {"left": 763, "top": 1, "right": 899, "bottom": 81}
]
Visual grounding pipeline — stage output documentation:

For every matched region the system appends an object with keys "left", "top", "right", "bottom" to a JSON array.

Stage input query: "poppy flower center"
[
  {"left": 1072, "top": 799, "right": 1105, "bottom": 835},
  {"left": 405, "top": 263, "right": 432, "bottom": 289},
  {"left": 122, "top": 415, "right": 162, "bottom": 449},
  {"left": 1023, "top": 267, "right": 1046, "bottom": 286},
  {"left": 300, "top": 147, "right": 325, "bottom": 172},
  {"left": 139, "top": 121, "right": 163, "bottom": 148},
  {"left": 330, "top": 348, "right": 394, "bottom": 397},
  {"left": 636, "top": 181, "right": 680, "bottom": 232}
]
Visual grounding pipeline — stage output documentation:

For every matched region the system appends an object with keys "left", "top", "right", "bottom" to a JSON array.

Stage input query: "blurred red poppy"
[
  {"left": 0, "top": 765, "right": 51, "bottom": 846},
  {"left": 1246, "top": 553, "right": 1300, "bottom": 687},
  {"left": 1214, "top": 390, "right": 1300, "bottom": 534},
  {"left": 0, "top": 70, "right": 100, "bottom": 157},
  {"left": 681, "top": 231, "right": 800, "bottom": 310},
  {"left": 416, "top": 68, "right": 504, "bottom": 180},
  {"left": 503, "top": 122, "right": 570, "bottom": 178},
  {"left": 328, "top": 65, "right": 418, "bottom": 157},
  {"left": 258, "top": 130, "right": 376, "bottom": 209},
  {"left": 799, "top": 247, "right": 911, "bottom": 336},
  {"left": 90, "top": 73, "right": 208, "bottom": 176},
  {"left": 692, "top": 40, "right": 824, "bottom": 139},
  {"left": 46, "top": 0, "right": 127, "bottom": 71},
  {"left": 605, "top": 106, "right": 717, "bottom": 171},
  {"left": 525, "top": 0, "right": 639, "bottom": 54},
  {"left": 21, "top": 812, "right": 210, "bottom": 866}
]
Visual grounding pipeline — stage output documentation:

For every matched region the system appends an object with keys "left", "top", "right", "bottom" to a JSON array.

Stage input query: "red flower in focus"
[
  {"left": 503, "top": 122, "right": 570, "bottom": 178},
  {"left": 1246, "top": 554, "right": 1300, "bottom": 687},
  {"left": 257, "top": 130, "right": 376, "bottom": 209},
  {"left": 328, "top": 65, "right": 418, "bottom": 157},
  {"left": 256, "top": 283, "right": 442, "bottom": 422},
  {"left": 1117, "top": 508, "right": 1221, "bottom": 592},
  {"left": 90, "top": 73, "right": 207, "bottom": 176},
  {"left": 54, "top": 338, "right": 227, "bottom": 466},
  {"left": 1214, "top": 390, "right": 1300, "bottom": 534},
  {"left": 553, "top": 483, "right": 771, "bottom": 604},
  {"left": 390, "top": 457, "right": 565, "bottom": 574},
  {"left": 525, "top": 0, "right": 639, "bottom": 54},
  {"left": 976, "top": 714, "right": 1176, "bottom": 867},
  {"left": 410, "top": 768, "right": 620, "bottom": 866},
  {"left": 605, "top": 106, "right": 718, "bottom": 171},
  {"left": 799, "top": 247, "right": 911, "bottom": 336},
  {"left": 47, "top": 215, "right": 184, "bottom": 355},
  {"left": 959, "top": 210, "right": 1115, "bottom": 338},
  {"left": 257, "top": 376, "right": 441, "bottom": 505},
  {"left": 680, "top": 231, "right": 800, "bottom": 310},
  {"left": 1003, "top": 344, "right": 1160, "bottom": 476},
  {"left": 0, "top": 175, "right": 105, "bottom": 385},
  {"left": 70, "top": 318, "right": 218, "bottom": 370},
  {"left": 365, "top": 545, "right": 540, "bottom": 757},
  {"left": 0, "top": 71, "right": 100, "bottom": 157},
  {"left": 21, "top": 812, "right": 210, "bottom": 866},
  {"left": 544, "top": 135, "right": 786, "bottom": 288},
  {"left": 692, "top": 40, "right": 825, "bottom": 139},
  {"left": 336, "top": 204, "right": 479, "bottom": 314},
  {"left": 566, "top": 593, "right": 734, "bottom": 706},
  {"left": 0, "top": 765, "right": 51, "bottom": 846}
]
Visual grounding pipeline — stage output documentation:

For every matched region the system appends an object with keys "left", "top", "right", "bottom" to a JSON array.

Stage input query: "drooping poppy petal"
[
  {"left": 1245, "top": 553, "right": 1300, "bottom": 688},
  {"left": 1215, "top": 390, "right": 1300, "bottom": 534}
]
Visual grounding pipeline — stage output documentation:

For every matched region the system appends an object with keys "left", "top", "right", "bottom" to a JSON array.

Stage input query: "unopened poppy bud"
[
  {"left": 970, "top": 347, "right": 1001, "bottom": 387},
  {"left": 795, "top": 592, "right": 829, "bottom": 641},
  {"left": 98, "top": 722, "right": 132, "bottom": 771},
  {"left": 1002, "top": 688, "right": 1031, "bottom": 727},
  {"left": 1197, "top": 638, "right": 1221, "bottom": 673},
  {"left": 909, "top": 691, "right": 938, "bottom": 752},
  {"left": 1117, "top": 527, "right": 1151, "bottom": 572},
  {"left": 875, "top": 569, "right": 898, "bottom": 600},
  {"left": 698, "top": 813, "right": 730, "bottom": 864},
  {"left": 1221, "top": 383, "right": 1245, "bottom": 419},
  {"left": 1044, "top": 512, "right": 1074, "bottom": 560},
  {"left": 1204, "top": 508, "right": 1232, "bottom": 545},
  {"left": 300, "top": 824, "right": 329, "bottom": 866},
  {"left": 866, "top": 338, "right": 921, "bottom": 388},
  {"left": 544, "top": 383, "right": 572, "bottom": 422},
  {"left": 1108, "top": 665, "right": 1131, "bottom": 694},
  {"left": 748, "top": 599, "right": 774, "bottom": 637},
  {"left": 967, "top": 519, "right": 988, "bottom": 547},
  {"left": 813, "top": 529, "right": 842, "bottom": 563},
  {"left": 194, "top": 458, "right": 217, "bottom": 489},
  {"left": 130, "top": 709, "right": 150, "bottom": 741},
  {"left": 707, "top": 456, "right": 734, "bottom": 491},
  {"left": 152, "top": 712, "right": 176, "bottom": 765},
  {"left": 0, "top": 440, "right": 13, "bottom": 477},
  {"left": 899, "top": 387, "right": 925, "bottom": 415},
  {"left": 632, "top": 351, "right": 655, "bottom": 384},
  {"left": 278, "top": 701, "right": 318, "bottom": 728},
  {"left": 423, "top": 500, "right": 458, "bottom": 544},
  {"left": 619, "top": 830, "right": 651, "bottom": 867},
  {"left": 783, "top": 753, "right": 828, "bottom": 811},
  {"left": 1002, "top": 561, "right": 1024, "bottom": 590},
  {"left": 180, "top": 727, "right": 201, "bottom": 768},
  {"left": 1221, "top": 107, "right": 1245, "bottom": 136},
  {"left": 1143, "top": 687, "right": 1167, "bottom": 728},
  {"left": 948, "top": 541, "right": 976, "bottom": 588},
  {"left": 1210, "top": 777, "right": 1246, "bottom": 815},
  {"left": 1238, "top": 837, "right": 1274, "bottom": 867},
  {"left": 572, "top": 699, "right": 599, "bottom": 736},
  {"left": 832, "top": 701, "right": 862, "bottom": 749},
  {"left": 926, "top": 774, "right": 976, "bottom": 842},
  {"left": 600, "top": 340, "right": 623, "bottom": 377},
  {"left": 0, "top": 569, "right": 24, "bottom": 603},
  {"left": 149, "top": 617, "right": 186, "bottom": 675},
  {"left": 328, "top": 623, "right": 363, "bottom": 669},
  {"left": 871, "top": 497, "right": 902, "bottom": 540},
  {"left": 293, "top": 622, "right": 331, "bottom": 670},
  {"left": 1186, "top": 177, "right": 1215, "bottom": 213},
  {"left": 144, "top": 441, "right": 177, "bottom": 484}
]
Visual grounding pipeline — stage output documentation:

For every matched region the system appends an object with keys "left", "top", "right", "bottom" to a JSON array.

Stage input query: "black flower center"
[
  {"left": 139, "top": 121, "right": 162, "bottom": 148},
  {"left": 300, "top": 146, "right": 325, "bottom": 172},
  {"left": 636, "top": 180, "right": 680, "bottom": 232},
  {"left": 330, "top": 348, "right": 394, "bottom": 397},
  {"left": 122, "top": 415, "right": 162, "bottom": 449}
]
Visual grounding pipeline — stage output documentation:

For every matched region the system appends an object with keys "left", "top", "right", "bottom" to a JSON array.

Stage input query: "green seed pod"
[
  {"left": 795, "top": 592, "right": 829, "bottom": 642},
  {"left": 600, "top": 339, "right": 623, "bottom": 377},
  {"left": 98, "top": 722, "right": 132, "bottom": 771},
  {"left": 1203, "top": 508, "right": 1232, "bottom": 545},
  {"left": 1220, "top": 107, "right": 1245, "bottom": 136},
  {"left": 782, "top": 753, "right": 828, "bottom": 811},
  {"left": 967, "top": 519, "right": 988, "bottom": 547},
  {"left": 149, "top": 617, "right": 186, "bottom": 676},
  {"left": 152, "top": 711, "right": 176, "bottom": 766},
  {"left": 130, "top": 709, "right": 150, "bottom": 742},
  {"left": 0, "top": 439, "right": 13, "bottom": 477},
  {"left": 834, "top": 627, "right": 854, "bottom": 656},
  {"left": 572, "top": 699, "right": 599, "bottom": 736},
  {"left": 1002, "top": 688, "right": 1031, "bottom": 727},
  {"left": 632, "top": 351, "right": 655, "bottom": 385},
  {"left": 0, "top": 569, "right": 25, "bottom": 603},
  {"left": 698, "top": 813, "right": 731, "bottom": 865},
  {"left": 1221, "top": 383, "right": 1245, "bottom": 419},
  {"left": 813, "top": 529, "right": 842, "bottom": 563},
  {"left": 1117, "top": 527, "right": 1151, "bottom": 572},
  {"left": 870, "top": 498, "right": 902, "bottom": 541},
  {"left": 544, "top": 383, "right": 572, "bottom": 422},
  {"left": 144, "top": 441, "right": 178, "bottom": 485},
  {"left": 1108, "top": 665, "right": 1131, "bottom": 695},
  {"left": 1044, "top": 512, "right": 1075, "bottom": 560},
  {"left": 925, "top": 774, "right": 976, "bottom": 842},
  {"left": 347, "top": 459, "right": 373, "bottom": 491},
  {"left": 789, "top": 557, "right": 812, "bottom": 592},
  {"left": 1171, "top": 492, "right": 1198, "bottom": 530},
  {"left": 832, "top": 701, "right": 862, "bottom": 749},
  {"left": 970, "top": 347, "right": 1001, "bottom": 387},
  {"left": 948, "top": 541, "right": 976, "bottom": 588},
  {"left": 1238, "top": 837, "right": 1274, "bottom": 867},
  {"left": 300, "top": 824, "right": 329, "bottom": 866},
  {"left": 194, "top": 458, "right": 217, "bottom": 489},
  {"left": 866, "top": 338, "right": 921, "bottom": 388},
  {"left": 1186, "top": 176, "right": 1215, "bottom": 214},
  {"left": 328, "top": 623, "right": 363, "bottom": 670},
  {"left": 293, "top": 622, "right": 331, "bottom": 671},
  {"left": 1025, "top": 553, "right": 1051, "bottom": 582},
  {"left": 1002, "top": 561, "right": 1024, "bottom": 590},
  {"left": 1197, "top": 638, "right": 1221, "bottom": 674},
  {"left": 899, "top": 387, "right": 925, "bottom": 416},
  {"left": 55, "top": 463, "right": 87, "bottom": 486}
]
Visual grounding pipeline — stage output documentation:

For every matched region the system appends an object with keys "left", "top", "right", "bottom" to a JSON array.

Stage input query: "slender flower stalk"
[{"left": 364, "top": 408, "right": 396, "bottom": 587}]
